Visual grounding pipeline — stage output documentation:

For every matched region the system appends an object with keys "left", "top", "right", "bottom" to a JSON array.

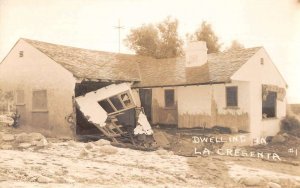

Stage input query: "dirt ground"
[{"left": 1, "top": 125, "right": 300, "bottom": 188}]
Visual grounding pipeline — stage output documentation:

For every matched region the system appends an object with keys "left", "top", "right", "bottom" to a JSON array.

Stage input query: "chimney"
[{"left": 185, "top": 41, "right": 208, "bottom": 67}]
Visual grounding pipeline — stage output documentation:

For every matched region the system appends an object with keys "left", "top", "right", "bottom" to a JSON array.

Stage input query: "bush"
[{"left": 280, "top": 116, "right": 300, "bottom": 136}]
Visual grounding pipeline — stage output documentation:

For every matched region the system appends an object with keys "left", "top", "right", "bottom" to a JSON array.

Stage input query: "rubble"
[
  {"left": 239, "top": 176, "right": 265, "bottom": 186},
  {"left": 37, "top": 175, "right": 53, "bottom": 183},
  {"left": 268, "top": 182, "right": 281, "bottom": 188},
  {"left": 18, "top": 143, "right": 32, "bottom": 149},
  {"left": 134, "top": 112, "right": 153, "bottom": 135},
  {"left": 271, "top": 134, "right": 286, "bottom": 143},
  {"left": 36, "top": 138, "right": 48, "bottom": 147},
  {"left": 79, "top": 148, "right": 89, "bottom": 158},
  {"left": 1, "top": 144, "right": 13, "bottom": 150},
  {"left": 94, "top": 139, "right": 111, "bottom": 146},
  {"left": 0, "top": 114, "right": 14, "bottom": 126},
  {"left": 0, "top": 131, "right": 48, "bottom": 150},
  {"left": 99, "top": 145, "right": 118, "bottom": 155},
  {"left": 2, "top": 134, "right": 14, "bottom": 141},
  {"left": 75, "top": 83, "right": 156, "bottom": 150}
]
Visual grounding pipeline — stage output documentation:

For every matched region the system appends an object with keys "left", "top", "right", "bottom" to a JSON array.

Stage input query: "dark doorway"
[{"left": 139, "top": 89, "right": 152, "bottom": 122}]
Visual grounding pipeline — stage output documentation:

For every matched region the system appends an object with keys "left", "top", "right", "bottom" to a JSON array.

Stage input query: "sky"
[{"left": 0, "top": 0, "right": 299, "bottom": 103}]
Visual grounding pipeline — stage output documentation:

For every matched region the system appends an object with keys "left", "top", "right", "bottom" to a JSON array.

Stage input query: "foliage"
[
  {"left": 280, "top": 116, "right": 300, "bottom": 137},
  {"left": 225, "top": 40, "right": 245, "bottom": 52},
  {"left": 125, "top": 17, "right": 183, "bottom": 59},
  {"left": 191, "top": 21, "right": 221, "bottom": 54}
]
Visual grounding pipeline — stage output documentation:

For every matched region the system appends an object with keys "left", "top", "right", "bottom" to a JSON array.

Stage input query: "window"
[
  {"left": 226, "top": 87, "right": 238, "bottom": 107},
  {"left": 164, "top": 89, "right": 175, "bottom": 107},
  {"left": 109, "top": 96, "right": 124, "bottom": 111},
  {"left": 262, "top": 91, "right": 277, "bottom": 118},
  {"left": 16, "top": 90, "right": 25, "bottom": 105},
  {"left": 98, "top": 91, "right": 135, "bottom": 114},
  {"left": 32, "top": 90, "right": 47, "bottom": 111},
  {"left": 121, "top": 93, "right": 133, "bottom": 107},
  {"left": 98, "top": 99, "right": 115, "bottom": 114}
]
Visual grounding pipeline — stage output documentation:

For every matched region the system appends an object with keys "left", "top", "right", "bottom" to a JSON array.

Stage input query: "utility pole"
[{"left": 114, "top": 19, "right": 124, "bottom": 53}]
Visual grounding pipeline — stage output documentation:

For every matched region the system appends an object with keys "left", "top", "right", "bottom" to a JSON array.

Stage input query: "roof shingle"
[
  {"left": 24, "top": 38, "right": 141, "bottom": 82},
  {"left": 23, "top": 38, "right": 261, "bottom": 87},
  {"left": 134, "top": 47, "right": 261, "bottom": 87}
]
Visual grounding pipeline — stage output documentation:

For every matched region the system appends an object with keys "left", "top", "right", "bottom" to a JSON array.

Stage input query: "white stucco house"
[{"left": 0, "top": 38, "right": 287, "bottom": 138}]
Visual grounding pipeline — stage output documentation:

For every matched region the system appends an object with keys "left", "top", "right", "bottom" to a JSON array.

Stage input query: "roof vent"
[
  {"left": 19, "top": 51, "right": 23, "bottom": 57},
  {"left": 260, "top": 58, "right": 264, "bottom": 65},
  {"left": 185, "top": 41, "right": 207, "bottom": 67}
]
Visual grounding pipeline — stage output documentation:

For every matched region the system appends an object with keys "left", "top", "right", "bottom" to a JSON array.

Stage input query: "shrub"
[{"left": 280, "top": 116, "right": 300, "bottom": 136}]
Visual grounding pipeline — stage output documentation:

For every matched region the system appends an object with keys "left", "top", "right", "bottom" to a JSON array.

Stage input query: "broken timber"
[{"left": 75, "top": 83, "right": 156, "bottom": 150}]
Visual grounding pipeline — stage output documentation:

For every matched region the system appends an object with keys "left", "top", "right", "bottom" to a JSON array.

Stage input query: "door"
[
  {"left": 139, "top": 89, "right": 152, "bottom": 122},
  {"left": 32, "top": 90, "right": 49, "bottom": 130}
]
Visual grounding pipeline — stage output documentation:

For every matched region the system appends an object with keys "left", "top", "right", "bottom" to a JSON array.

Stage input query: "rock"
[
  {"left": 15, "top": 133, "right": 31, "bottom": 143},
  {"left": 36, "top": 138, "right": 48, "bottom": 147},
  {"left": 207, "top": 162, "right": 218, "bottom": 170},
  {"left": 239, "top": 176, "right": 265, "bottom": 186},
  {"left": 1, "top": 144, "right": 13, "bottom": 150},
  {"left": 295, "top": 182, "right": 300, "bottom": 188},
  {"left": 2, "top": 134, "right": 14, "bottom": 141},
  {"left": 94, "top": 139, "right": 110, "bottom": 146},
  {"left": 67, "top": 140, "right": 77, "bottom": 147},
  {"left": 85, "top": 142, "right": 94, "bottom": 150},
  {"left": 282, "top": 133, "right": 289, "bottom": 137},
  {"left": 99, "top": 145, "right": 118, "bottom": 155},
  {"left": 56, "top": 176, "right": 67, "bottom": 183},
  {"left": 153, "top": 132, "right": 170, "bottom": 148},
  {"left": 272, "top": 135, "right": 285, "bottom": 143},
  {"left": 28, "top": 132, "right": 45, "bottom": 141},
  {"left": 268, "top": 182, "right": 281, "bottom": 188},
  {"left": 230, "top": 127, "right": 239, "bottom": 133},
  {"left": 37, "top": 175, "right": 53, "bottom": 183},
  {"left": 79, "top": 148, "right": 89, "bottom": 158},
  {"left": 19, "top": 143, "right": 32, "bottom": 148},
  {"left": 156, "top": 149, "right": 169, "bottom": 155}
]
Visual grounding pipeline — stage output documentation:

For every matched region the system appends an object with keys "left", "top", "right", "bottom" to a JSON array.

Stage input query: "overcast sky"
[{"left": 0, "top": 0, "right": 299, "bottom": 103}]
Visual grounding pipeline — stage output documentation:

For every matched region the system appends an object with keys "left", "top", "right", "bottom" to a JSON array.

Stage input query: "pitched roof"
[
  {"left": 134, "top": 47, "right": 261, "bottom": 87},
  {"left": 23, "top": 38, "right": 261, "bottom": 87},
  {"left": 23, "top": 38, "right": 141, "bottom": 82}
]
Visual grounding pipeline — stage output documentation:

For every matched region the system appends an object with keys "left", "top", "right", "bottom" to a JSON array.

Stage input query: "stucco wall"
[
  {"left": 151, "top": 87, "right": 178, "bottom": 125},
  {"left": 177, "top": 82, "right": 250, "bottom": 130},
  {"left": 231, "top": 48, "right": 287, "bottom": 138},
  {"left": 0, "top": 39, "right": 76, "bottom": 137}
]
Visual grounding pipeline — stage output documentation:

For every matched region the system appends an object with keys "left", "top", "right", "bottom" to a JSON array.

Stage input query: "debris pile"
[
  {"left": 76, "top": 83, "right": 156, "bottom": 150},
  {"left": 0, "top": 131, "right": 48, "bottom": 150}
]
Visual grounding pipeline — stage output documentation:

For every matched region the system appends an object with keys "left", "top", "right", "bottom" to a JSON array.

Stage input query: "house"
[{"left": 0, "top": 38, "right": 287, "bottom": 139}]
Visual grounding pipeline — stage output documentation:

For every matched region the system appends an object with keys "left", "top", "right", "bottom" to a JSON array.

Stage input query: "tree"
[
  {"left": 226, "top": 40, "right": 245, "bottom": 51},
  {"left": 191, "top": 21, "right": 221, "bottom": 54},
  {"left": 124, "top": 17, "right": 183, "bottom": 59}
]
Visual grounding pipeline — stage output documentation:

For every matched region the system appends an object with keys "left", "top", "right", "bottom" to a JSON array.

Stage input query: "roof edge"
[{"left": 132, "top": 81, "right": 228, "bottom": 88}]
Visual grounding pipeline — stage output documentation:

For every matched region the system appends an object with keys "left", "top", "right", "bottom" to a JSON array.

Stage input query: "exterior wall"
[
  {"left": 177, "top": 81, "right": 250, "bottom": 130},
  {"left": 231, "top": 48, "right": 287, "bottom": 138},
  {"left": 151, "top": 87, "right": 177, "bottom": 125},
  {"left": 0, "top": 39, "right": 76, "bottom": 137}
]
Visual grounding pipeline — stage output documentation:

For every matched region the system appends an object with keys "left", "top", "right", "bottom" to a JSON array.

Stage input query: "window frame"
[
  {"left": 164, "top": 89, "right": 175, "bottom": 108},
  {"left": 98, "top": 91, "right": 135, "bottom": 115},
  {"left": 16, "top": 90, "right": 25, "bottom": 106},
  {"left": 262, "top": 91, "right": 277, "bottom": 119},
  {"left": 226, "top": 86, "right": 238, "bottom": 108},
  {"left": 32, "top": 89, "right": 48, "bottom": 112}
]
